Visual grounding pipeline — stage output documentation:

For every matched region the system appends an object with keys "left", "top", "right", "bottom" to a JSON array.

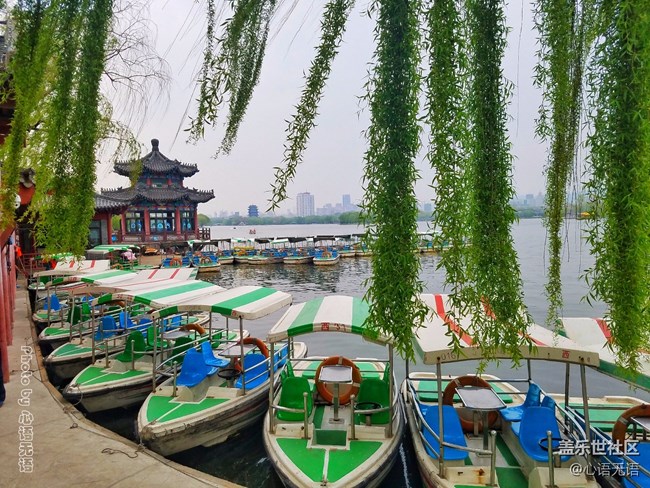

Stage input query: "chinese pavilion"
[{"left": 99, "top": 139, "right": 214, "bottom": 242}]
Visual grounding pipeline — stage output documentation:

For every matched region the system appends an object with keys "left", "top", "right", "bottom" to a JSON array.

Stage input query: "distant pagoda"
[{"left": 99, "top": 138, "right": 214, "bottom": 242}]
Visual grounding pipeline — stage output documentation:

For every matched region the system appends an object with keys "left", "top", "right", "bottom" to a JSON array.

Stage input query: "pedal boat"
[
  {"left": 136, "top": 285, "right": 300, "bottom": 456},
  {"left": 263, "top": 295, "right": 404, "bottom": 487},
  {"left": 403, "top": 293, "right": 605, "bottom": 488}
]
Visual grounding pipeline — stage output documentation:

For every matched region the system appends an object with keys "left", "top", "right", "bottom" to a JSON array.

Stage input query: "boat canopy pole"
[
  {"left": 527, "top": 358, "right": 532, "bottom": 383},
  {"left": 388, "top": 345, "right": 394, "bottom": 438},
  {"left": 580, "top": 362, "right": 594, "bottom": 479},
  {"left": 152, "top": 316, "right": 159, "bottom": 392},
  {"left": 437, "top": 361, "right": 445, "bottom": 478},
  {"left": 240, "top": 317, "right": 245, "bottom": 395},
  {"left": 208, "top": 311, "right": 213, "bottom": 339},
  {"left": 268, "top": 341, "right": 275, "bottom": 433},
  {"left": 564, "top": 363, "right": 570, "bottom": 426}
]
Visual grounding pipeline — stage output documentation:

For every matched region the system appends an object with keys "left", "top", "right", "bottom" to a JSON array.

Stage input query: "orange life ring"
[
  {"left": 315, "top": 356, "right": 362, "bottom": 405},
  {"left": 442, "top": 375, "right": 498, "bottom": 433},
  {"left": 233, "top": 337, "right": 270, "bottom": 371},
  {"left": 612, "top": 404, "right": 650, "bottom": 444},
  {"left": 112, "top": 263, "right": 123, "bottom": 269},
  {"left": 180, "top": 323, "right": 207, "bottom": 335},
  {"left": 170, "top": 257, "right": 182, "bottom": 267}
]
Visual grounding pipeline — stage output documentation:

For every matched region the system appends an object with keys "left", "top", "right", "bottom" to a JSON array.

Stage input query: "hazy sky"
[{"left": 97, "top": 0, "right": 547, "bottom": 217}]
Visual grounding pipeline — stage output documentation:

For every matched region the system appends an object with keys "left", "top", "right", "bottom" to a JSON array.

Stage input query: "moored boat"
[
  {"left": 313, "top": 248, "right": 340, "bottom": 266},
  {"left": 263, "top": 295, "right": 403, "bottom": 487},
  {"left": 402, "top": 293, "right": 610, "bottom": 488},
  {"left": 136, "top": 285, "right": 302, "bottom": 455},
  {"left": 62, "top": 280, "right": 225, "bottom": 412}
]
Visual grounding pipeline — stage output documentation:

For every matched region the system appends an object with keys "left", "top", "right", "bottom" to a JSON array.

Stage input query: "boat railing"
[
  {"left": 349, "top": 388, "right": 400, "bottom": 440},
  {"left": 575, "top": 406, "right": 650, "bottom": 487},
  {"left": 406, "top": 379, "right": 498, "bottom": 484}
]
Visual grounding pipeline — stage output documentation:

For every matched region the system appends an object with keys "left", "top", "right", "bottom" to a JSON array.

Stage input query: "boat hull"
[
  {"left": 313, "top": 256, "right": 340, "bottom": 266},
  {"left": 263, "top": 401, "right": 404, "bottom": 488},
  {"left": 138, "top": 377, "right": 277, "bottom": 456},
  {"left": 283, "top": 256, "right": 313, "bottom": 265},
  {"left": 64, "top": 371, "right": 159, "bottom": 412}
]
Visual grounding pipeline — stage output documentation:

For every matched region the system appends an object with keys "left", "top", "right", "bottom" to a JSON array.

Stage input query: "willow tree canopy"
[{"left": 1, "top": 0, "right": 648, "bottom": 371}]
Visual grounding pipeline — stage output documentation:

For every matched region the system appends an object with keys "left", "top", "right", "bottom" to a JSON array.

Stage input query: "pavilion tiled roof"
[
  {"left": 113, "top": 139, "right": 199, "bottom": 177},
  {"left": 94, "top": 193, "right": 131, "bottom": 211},
  {"left": 100, "top": 186, "right": 215, "bottom": 204}
]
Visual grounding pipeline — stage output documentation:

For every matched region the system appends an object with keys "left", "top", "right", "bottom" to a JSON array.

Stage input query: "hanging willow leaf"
[
  {"left": 64, "top": 0, "right": 114, "bottom": 256},
  {"left": 585, "top": 0, "right": 650, "bottom": 372},
  {"left": 268, "top": 0, "right": 355, "bottom": 211},
  {"left": 534, "top": 0, "right": 594, "bottom": 331},
  {"left": 190, "top": 0, "right": 277, "bottom": 155},
  {"left": 37, "top": 0, "right": 84, "bottom": 250},
  {"left": 0, "top": 0, "right": 52, "bottom": 229},
  {"left": 361, "top": 0, "right": 428, "bottom": 359},
  {"left": 424, "top": 0, "right": 470, "bottom": 354},
  {"left": 460, "top": 0, "right": 532, "bottom": 363}
]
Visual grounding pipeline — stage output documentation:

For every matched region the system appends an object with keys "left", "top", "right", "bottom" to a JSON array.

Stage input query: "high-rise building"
[
  {"left": 296, "top": 192, "right": 315, "bottom": 217},
  {"left": 342, "top": 194, "right": 351, "bottom": 208},
  {"left": 248, "top": 205, "right": 259, "bottom": 217}
]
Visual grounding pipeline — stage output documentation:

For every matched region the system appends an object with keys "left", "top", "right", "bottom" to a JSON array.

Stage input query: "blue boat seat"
[
  {"left": 94, "top": 315, "right": 118, "bottom": 341},
  {"left": 44, "top": 295, "right": 62, "bottom": 312},
  {"left": 277, "top": 376, "right": 313, "bottom": 421},
  {"left": 422, "top": 405, "right": 469, "bottom": 461},
  {"left": 201, "top": 341, "right": 229, "bottom": 370},
  {"left": 541, "top": 395, "right": 556, "bottom": 410},
  {"left": 274, "top": 345, "right": 288, "bottom": 370},
  {"left": 501, "top": 383, "right": 541, "bottom": 422},
  {"left": 119, "top": 311, "right": 136, "bottom": 330},
  {"left": 235, "top": 353, "right": 269, "bottom": 389},
  {"left": 623, "top": 443, "right": 650, "bottom": 488},
  {"left": 177, "top": 348, "right": 212, "bottom": 387},
  {"left": 518, "top": 406, "right": 571, "bottom": 462}
]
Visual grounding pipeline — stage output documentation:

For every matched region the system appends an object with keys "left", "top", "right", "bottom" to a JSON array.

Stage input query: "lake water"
[{"left": 89, "top": 219, "right": 649, "bottom": 487}]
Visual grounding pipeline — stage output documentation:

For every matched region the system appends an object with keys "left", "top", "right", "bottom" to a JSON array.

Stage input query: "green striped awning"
[
  {"left": 266, "top": 296, "right": 387, "bottom": 343},
  {"left": 153, "top": 285, "right": 291, "bottom": 321},
  {"left": 92, "top": 279, "right": 219, "bottom": 306}
]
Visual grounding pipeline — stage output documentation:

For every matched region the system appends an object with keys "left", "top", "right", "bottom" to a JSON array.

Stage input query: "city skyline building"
[{"left": 296, "top": 192, "right": 315, "bottom": 217}]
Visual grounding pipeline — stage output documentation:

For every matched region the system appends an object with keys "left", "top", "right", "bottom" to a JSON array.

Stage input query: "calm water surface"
[{"left": 91, "top": 219, "right": 650, "bottom": 487}]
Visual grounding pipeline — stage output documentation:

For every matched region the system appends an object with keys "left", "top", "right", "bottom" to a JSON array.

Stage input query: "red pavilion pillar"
[
  {"left": 144, "top": 210, "right": 151, "bottom": 241},
  {"left": 175, "top": 209, "right": 181, "bottom": 236}
]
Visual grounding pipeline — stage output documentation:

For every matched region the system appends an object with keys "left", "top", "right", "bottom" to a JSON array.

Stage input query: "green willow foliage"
[
  {"left": 585, "top": 0, "right": 650, "bottom": 372},
  {"left": 361, "top": 0, "right": 428, "bottom": 358},
  {"left": 189, "top": 0, "right": 277, "bottom": 155},
  {"left": 0, "top": 0, "right": 114, "bottom": 257},
  {"left": 534, "top": 0, "right": 593, "bottom": 330},
  {"left": 461, "top": 0, "right": 532, "bottom": 362},
  {"left": 0, "top": 0, "right": 51, "bottom": 229},
  {"left": 269, "top": 0, "right": 355, "bottom": 211},
  {"left": 425, "top": 0, "right": 470, "bottom": 321}
]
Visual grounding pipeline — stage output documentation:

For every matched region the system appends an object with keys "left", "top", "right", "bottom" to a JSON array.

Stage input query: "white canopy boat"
[
  {"left": 43, "top": 269, "right": 206, "bottom": 382},
  {"left": 263, "top": 295, "right": 404, "bottom": 488},
  {"left": 136, "top": 285, "right": 305, "bottom": 456},
  {"left": 402, "top": 293, "right": 623, "bottom": 488},
  {"left": 62, "top": 280, "right": 226, "bottom": 412},
  {"left": 38, "top": 269, "right": 202, "bottom": 351}
]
